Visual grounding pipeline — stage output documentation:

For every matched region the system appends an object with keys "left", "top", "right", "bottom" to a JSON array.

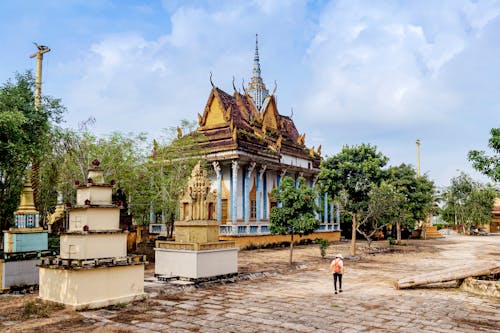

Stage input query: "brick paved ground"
[{"left": 1, "top": 234, "right": 499, "bottom": 332}]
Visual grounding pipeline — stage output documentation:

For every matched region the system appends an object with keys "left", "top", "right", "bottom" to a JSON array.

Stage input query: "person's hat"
[{"left": 335, "top": 254, "right": 343, "bottom": 259}]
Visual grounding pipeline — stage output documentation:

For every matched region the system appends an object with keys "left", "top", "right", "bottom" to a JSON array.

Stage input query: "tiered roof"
[{"left": 197, "top": 85, "right": 321, "bottom": 169}]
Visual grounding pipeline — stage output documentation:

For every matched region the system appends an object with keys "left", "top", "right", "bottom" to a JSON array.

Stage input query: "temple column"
[
  {"left": 323, "top": 192, "right": 328, "bottom": 223},
  {"left": 336, "top": 202, "right": 341, "bottom": 230},
  {"left": 212, "top": 161, "right": 222, "bottom": 222},
  {"left": 330, "top": 201, "right": 334, "bottom": 224},
  {"left": 278, "top": 169, "right": 286, "bottom": 208},
  {"left": 244, "top": 162, "right": 256, "bottom": 222},
  {"left": 257, "top": 165, "right": 266, "bottom": 222},
  {"left": 263, "top": 170, "right": 268, "bottom": 219},
  {"left": 231, "top": 161, "right": 239, "bottom": 222}
]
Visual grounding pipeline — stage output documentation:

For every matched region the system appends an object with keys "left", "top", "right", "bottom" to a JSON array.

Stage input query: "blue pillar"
[
  {"left": 330, "top": 202, "right": 334, "bottom": 224},
  {"left": 263, "top": 172, "right": 267, "bottom": 219},
  {"left": 316, "top": 193, "right": 321, "bottom": 220},
  {"left": 256, "top": 173, "right": 261, "bottom": 222},
  {"left": 232, "top": 161, "right": 239, "bottom": 221},
  {"left": 217, "top": 168, "right": 222, "bottom": 222},
  {"left": 229, "top": 169, "right": 233, "bottom": 220},
  {"left": 323, "top": 193, "right": 328, "bottom": 223},
  {"left": 244, "top": 169, "right": 249, "bottom": 221},
  {"left": 277, "top": 173, "right": 282, "bottom": 208},
  {"left": 336, "top": 202, "right": 341, "bottom": 224}
]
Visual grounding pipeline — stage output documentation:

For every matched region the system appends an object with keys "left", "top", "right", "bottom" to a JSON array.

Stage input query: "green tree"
[
  {"left": 0, "top": 71, "right": 64, "bottom": 230},
  {"left": 440, "top": 173, "right": 497, "bottom": 233},
  {"left": 38, "top": 119, "right": 148, "bottom": 227},
  {"left": 143, "top": 120, "right": 206, "bottom": 236},
  {"left": 269, "top": 176, "right": 319, "bottom": 264},
  {"left": 468, "top": 128, "right": 500, "bottom": 182},
  {"left": 318, "top": 144, "right": 388, "bottom": 256},
  {"left": 387, "top": 164, "right": 435, "bottom": 242},
  {"left": 354, "top": 182, "right": 404, "bottom": 248}
]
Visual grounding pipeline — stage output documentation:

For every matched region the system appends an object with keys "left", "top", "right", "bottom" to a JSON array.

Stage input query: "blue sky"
[{"left": 1, "top": 0, "right": 499, "bottom": 188}]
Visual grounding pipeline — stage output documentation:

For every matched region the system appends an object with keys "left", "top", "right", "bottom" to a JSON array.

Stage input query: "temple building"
[{"left": 183, "top": 35, "right": 340, "bottom": 247}]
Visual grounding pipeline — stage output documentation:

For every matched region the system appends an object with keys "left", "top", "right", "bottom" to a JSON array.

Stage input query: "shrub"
[{"left": 315, "top": 238, "right": 329, "bottom": 258}]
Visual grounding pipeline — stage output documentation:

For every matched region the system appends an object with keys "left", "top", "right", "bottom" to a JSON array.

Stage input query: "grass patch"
[{"left": 23, "top": 299, "right": 64, "bottom": 319}]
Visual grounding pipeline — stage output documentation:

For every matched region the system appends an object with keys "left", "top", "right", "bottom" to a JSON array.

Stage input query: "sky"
[{"left": 1, "top": 0, "right": 499, "bottom": 188}]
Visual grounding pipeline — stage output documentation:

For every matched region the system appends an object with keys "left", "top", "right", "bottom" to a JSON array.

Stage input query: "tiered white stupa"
[{"left": 39, "top": 159, "right": 146, "bottom": 309}]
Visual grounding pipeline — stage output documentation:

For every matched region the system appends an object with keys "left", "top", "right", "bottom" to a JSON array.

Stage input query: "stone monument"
[
  {"left": 1, "top": 169, "right": 49, "bottom": 291},
  {"left": 155, "top": 162, "right": 237, "bottom": 280},
  {"left": 38, "top": 159, "right": 147, "bottom": 309}
]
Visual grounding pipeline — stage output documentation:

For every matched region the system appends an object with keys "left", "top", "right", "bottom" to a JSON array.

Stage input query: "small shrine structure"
[
  {"left": 155, "top": 162, "right": 237, "bottom": 280},
  {"left": 1, "top": 170, "right": 49, "bottom": 291},
  {"left": 185, "top": 35, "right": 341, "bottom": 247},
  {"left": 38, "top": 159, "right": 146, "bottom": 309}
]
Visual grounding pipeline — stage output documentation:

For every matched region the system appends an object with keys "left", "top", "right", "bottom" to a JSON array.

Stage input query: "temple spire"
[
  {"left": 253, "top": 34, "right": 261, "bottom": 77},
  {"left": 247, "top": 34, "right": 269, "bottom": 112}
]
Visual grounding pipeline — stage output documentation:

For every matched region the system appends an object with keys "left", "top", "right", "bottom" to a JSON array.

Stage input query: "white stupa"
[{"left": 38, "top": 159, "right": 147, "bottom": 309}]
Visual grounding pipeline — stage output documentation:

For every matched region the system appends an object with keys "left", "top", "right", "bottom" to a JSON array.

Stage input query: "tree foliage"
[
  {"left": 440, "top": 172, "right": 497, "bottom": 231},
  {"left": 468, "top": 128, "right": 500, "bottom": 182},
  {"left": 355, "top": 182, "right": 404, "bottom": 247},
  {"left": 141, "top": 120, "right": 206, "bottom": 235},
  {"left": 319, "top": 144, "right": 388, "bottom": 255},
  {"left": 36, "top": 116, "right": 151, "bottom": 227},
  {"left": 0, "top": 71, "right": 64, "bottom": 230},
  {"left": 270, "top": 176, "right": 319, "bottom": 264},
  {"left": 386, "top": 163, "right": 435, "bottom": 241}
]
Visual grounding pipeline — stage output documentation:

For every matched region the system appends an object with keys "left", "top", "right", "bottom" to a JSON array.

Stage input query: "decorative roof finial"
[
  {"left": 247, "top": 34, "right": 269, "bottom": 112},
  {"left": 209, "top": 71, "right": 215, "bottom": 88},
  {"left": 232, "top": 76, "right": 237, "bottom": 93}
]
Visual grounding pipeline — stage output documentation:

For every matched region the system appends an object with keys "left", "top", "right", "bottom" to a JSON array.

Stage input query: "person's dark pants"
[{"left": 333, "top": 273, "right": 342, "bottom": 291}]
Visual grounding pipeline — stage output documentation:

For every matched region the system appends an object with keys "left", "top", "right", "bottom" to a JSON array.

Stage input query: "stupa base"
[
  {"left": 39, "top": 263, "right": 146, "bottom": 310},
  {"left": 155, "top": 246, "right": 237, "bottom": 279},
  {"left": 0, "top": 259, "right": 39, "bottom": 292}
]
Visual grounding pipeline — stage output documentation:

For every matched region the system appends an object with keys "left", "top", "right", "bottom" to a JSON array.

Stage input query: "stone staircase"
[{"left": 423, "top": 225, "right": 443, "bottom": 239}]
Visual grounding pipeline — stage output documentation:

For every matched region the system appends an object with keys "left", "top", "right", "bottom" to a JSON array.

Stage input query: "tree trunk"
[
  {"left": 396, "top": 262, "right": 500, "bottom": 289},
  {"left": 350, "top": 214, "right": 357, "bottom": 256},
  {"left": 396, "top": 220, "right": 401, "bottom": 243},
  {"left": 289, "top": 233, "right": 294, "bottom": 264}
]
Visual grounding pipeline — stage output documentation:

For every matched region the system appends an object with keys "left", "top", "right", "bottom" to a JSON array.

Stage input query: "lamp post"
[{"left": 416, "top": 139, "right": 421, "bottom": 177}]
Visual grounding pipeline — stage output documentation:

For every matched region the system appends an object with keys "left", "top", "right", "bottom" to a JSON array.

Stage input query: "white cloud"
[{"left": 300, "top": 0, "right": 499, "bottom": 130}]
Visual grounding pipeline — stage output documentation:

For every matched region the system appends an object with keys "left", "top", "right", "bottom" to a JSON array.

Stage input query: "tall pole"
[
  {"left": 30, "top": 43, "right": 51, "bottom": 112},
  {"left": 416, "top": 139, "right": 421, "bottom": 177},
  {"left": 29, "top": 43, "right": 50, "bottom": 211}
]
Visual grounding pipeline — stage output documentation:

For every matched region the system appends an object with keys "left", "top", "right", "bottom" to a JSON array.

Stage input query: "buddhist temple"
[{"left": 188, "top": 35, "right": 340, "bottom": 247}]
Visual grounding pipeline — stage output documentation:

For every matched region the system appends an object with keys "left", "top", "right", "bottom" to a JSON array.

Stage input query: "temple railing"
[{"left": 219, "top": 223, "right": 340, "bottom": 236}]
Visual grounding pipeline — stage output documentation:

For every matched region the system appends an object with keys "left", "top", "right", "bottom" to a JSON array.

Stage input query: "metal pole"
[{"left": 416, "top": 139, "right": 421, "bottom": 177}]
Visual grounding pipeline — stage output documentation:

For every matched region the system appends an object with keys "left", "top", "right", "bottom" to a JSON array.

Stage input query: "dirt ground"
[{"left": 0, "top": 234, "right": 498, "bottom": 332}]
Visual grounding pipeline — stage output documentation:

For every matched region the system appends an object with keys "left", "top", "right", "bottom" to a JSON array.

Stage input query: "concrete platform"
[
  {"left": 39, "top": 263, "right": 146, "bottom": 309},
  {"left": 155, "top": 247, "right": 237, "bottom": 279}
]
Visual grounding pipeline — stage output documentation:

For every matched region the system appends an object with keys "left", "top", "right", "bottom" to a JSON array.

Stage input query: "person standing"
[{"left": 330, "top": 253, "right": 344, "bottom": 294}]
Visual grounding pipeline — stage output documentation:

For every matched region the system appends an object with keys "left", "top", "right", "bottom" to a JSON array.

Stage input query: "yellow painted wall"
[{"left": 220, "top": 231, "right": 341, "bottom": 249}]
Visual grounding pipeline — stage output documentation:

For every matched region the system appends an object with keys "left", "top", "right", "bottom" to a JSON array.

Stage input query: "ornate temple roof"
[{"left": 196, "top": 36, "right": 321, "bottom": 170}]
